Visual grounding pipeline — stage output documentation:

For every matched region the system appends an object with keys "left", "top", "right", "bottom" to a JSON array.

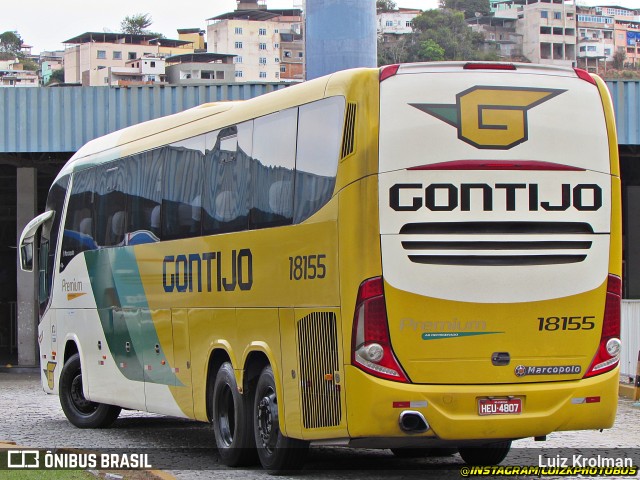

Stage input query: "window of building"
[
  {"left": 275, "top": 29, "right": 279, "bottom": 33},
  {"left": 554, "top": 11, "right": 562, "bottom": 20},
  {"left": 235, "top": 41, "right": 243, "bottom": 49},
  {"left": 280, "top": 65, "right": 286, "bottom": 73},
  {"left": 150, "top": 61, "right": 156, "bottom": 67},
  {"left": 275, "top": 57, "right": 280, "bottom": 63},
  {"left": 259, "top": 28, "right": 267, "bottom": 35},
  {"left": 235, "top": 27, "right": 243, "bottom": 34},
  {"left": 386, "top": 20, "right": 393, "bottom": 26},
  {"left": 284, "top": 51, "right": 291, "bottom": 58},
  {"left": 259, "top": 43, "right": 267, "bottom": 50},
  {"left": 406, "top": 21, "right": 413, "bottom": 28},
  {"left": 275, "top": 72, "right": 279, "bottom": 78},
  {"left": 259, "top": 71, "right": 267, "bottom": 78},
  {"left": 235, "top": 56, "right": 243, "bottom": 64},
  {"left": 259, "top": 57, "right": 267, "bottom": 64},
  {"left": 274, "top": 43, "right": 279, "bottom": 48},
  {"left": 235, "top": 70, "right": 243, "bottom": 78},
  {"left": 604, "top": 48, "right": 612, "bottom": 55},
  {"left": 113, "top": 51, "right": 122, "bottom": 60},
  {"left": 128, "top": 52, "right": 136, "bottom": 60},
  {"left": 541, "top": 10, "right": 548, "bottom": 18},
  {"left": 216, "top": 71, "right": 224, "bottom": 80},
  {"left": 97, "top": 50, "right": 106, "bottom": 59},
  {"left": 587, "top": 45, "right": 597, "bottom": 51},
  {"left": 553, "top": 27, "right": 563, "bottom": 35},
  {"left": 540, "top": 26, "right": 552, "bottom": 34},
  {"left": 565, "top": 28, "right": 575, "bottom": 36},
  {"left": 298, "top": 52, "right": 304, "bottom": 58}
]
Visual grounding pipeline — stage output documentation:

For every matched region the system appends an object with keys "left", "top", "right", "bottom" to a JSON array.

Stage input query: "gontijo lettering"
[{"left": 163, "top": 248, "right": 253, "bottom": 293}]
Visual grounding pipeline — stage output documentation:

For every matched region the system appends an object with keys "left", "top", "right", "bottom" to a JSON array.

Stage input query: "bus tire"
[
  {"left": 458, "top": 441, "right": 512, "bottom": 466},
  {"left": 59, "top": 353, "right": 121, "bottom": 428},
  {"left": 211, "top": 362, "right": 257, "bottom": 466},
  {"left": 253, "top": 365, "right": 308, "bottom": 473}
]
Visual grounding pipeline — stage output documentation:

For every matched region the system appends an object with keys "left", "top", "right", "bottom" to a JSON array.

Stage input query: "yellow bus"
[{"left": 20, "top": 62, "right": 621, "bottom": 471}]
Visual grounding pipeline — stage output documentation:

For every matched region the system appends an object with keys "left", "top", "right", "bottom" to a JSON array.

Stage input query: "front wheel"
[
  {"left": 59, "top": 353, "right": 121, "bottom": 428},
  {"left": 458, "top": 441, "right": 512, "bottom": 466},
  {"left": 253, "top": 365, "right": 308, "bottom": 472},
  {"left": 211, "top": 362, "right": 257, "bottom": 466}
]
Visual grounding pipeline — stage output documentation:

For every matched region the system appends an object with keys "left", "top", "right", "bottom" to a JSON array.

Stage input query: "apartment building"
[
  {"left": 377, "top": 8, "right": 421, "bottom": 40},
  {"left": 88, "top": 55, "right": 167, "bottom": 86},
  {"left": 576, "top": 6, "right": 615, "bottom": 71},
  {"left": 165, "top": 53, "right": 236, "bottom": 85},
  {"left": 595, "top": 5, "right": 640, "bottom": 67},
  {"left": 206, "top": 1, "right": 304, "bottom": 82},
  {"left": 63, "top": 32, "right": 195, "bottom": 86}
]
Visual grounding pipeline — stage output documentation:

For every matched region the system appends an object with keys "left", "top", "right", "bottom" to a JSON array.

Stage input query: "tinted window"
[
  {"left": 294, "top": 97, "right": 345, "bottom": 223},
  {"left": 61, "top": 169, "right": 96, "bottom": 271},
  {"left": 94, "top": 161, "right": 127, "bottom": 247},
  {"left": 250, "top": 108, "right": 297, "bottom": 229},
  {"left": 162, "top": 135, "right": 205, "bottom": 240},
  {"left": 124, "top": 150, "right": 163, "bottom": 244},
  {"left": 203, "top": 122, "right": 252, "bottom": 235}
]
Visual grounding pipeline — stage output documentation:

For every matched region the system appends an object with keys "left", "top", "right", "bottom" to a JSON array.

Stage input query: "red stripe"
[{"left": 408, "top": 160, "right": 584, "bottom": 171}]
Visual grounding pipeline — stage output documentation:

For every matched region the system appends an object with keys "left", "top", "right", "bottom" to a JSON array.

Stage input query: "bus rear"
[{"left": 347, "top": 63, "right": 620, "bottom": 459}]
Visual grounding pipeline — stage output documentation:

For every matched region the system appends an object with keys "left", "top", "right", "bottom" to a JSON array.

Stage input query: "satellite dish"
[{"left": 475, "top": 12, "right": 482, "bottom": 18}]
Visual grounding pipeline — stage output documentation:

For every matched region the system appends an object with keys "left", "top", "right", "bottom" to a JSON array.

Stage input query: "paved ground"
[{"left": 0, "top": 372, "right": 638, "bottom": 479}]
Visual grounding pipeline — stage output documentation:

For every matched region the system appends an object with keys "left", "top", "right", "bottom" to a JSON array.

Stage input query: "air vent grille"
[
  {"left": 297, "top": 312, "right": 341, "bottom": 429},
  {"left": 341, "top": 103, "right": 357, "bottom": 159}
]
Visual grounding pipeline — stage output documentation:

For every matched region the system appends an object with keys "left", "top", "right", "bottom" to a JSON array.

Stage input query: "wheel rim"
[
  {"left": 217, "top": 383, "right": 236, "bottom": 447},
  {"left": 256, "top": 386, "right": 278, "bottom": 454},
  {"left": 69, "top": 371, "right": 98, "bottom": 415}
]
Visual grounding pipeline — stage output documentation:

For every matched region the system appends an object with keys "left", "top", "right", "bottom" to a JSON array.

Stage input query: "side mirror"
[
  {"left": 19, "top": 210, "right": 54, "bottom": 272},
  {"left": 20, "top": 238, "right": 34, "bottom": 271}
]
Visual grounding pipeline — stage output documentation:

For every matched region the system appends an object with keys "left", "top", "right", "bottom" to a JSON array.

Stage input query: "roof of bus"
[{"left": 54, "top": 66, "right": 378, "bottom": 182}]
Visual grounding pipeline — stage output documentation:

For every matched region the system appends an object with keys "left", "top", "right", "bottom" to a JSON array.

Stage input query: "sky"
[{"left": 3, "top": 0, "right": 639, "bottom": 55}]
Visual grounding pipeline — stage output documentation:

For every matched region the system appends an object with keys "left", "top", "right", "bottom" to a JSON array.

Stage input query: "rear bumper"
[{"left": 344, "top": 365, "right": 618, "bottom": 442}]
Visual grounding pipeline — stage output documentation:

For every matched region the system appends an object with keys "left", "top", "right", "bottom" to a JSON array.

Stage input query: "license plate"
[{"left": 478, "top": 398, "right": 522, "bottom": 416}]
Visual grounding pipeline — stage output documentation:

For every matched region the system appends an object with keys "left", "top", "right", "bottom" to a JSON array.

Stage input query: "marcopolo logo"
[
  {"left": 514, "top": 364, "right": 581, "bottom": 377},
  {"left": 411, "top": 86, "right": 566, "bottom": 149}
]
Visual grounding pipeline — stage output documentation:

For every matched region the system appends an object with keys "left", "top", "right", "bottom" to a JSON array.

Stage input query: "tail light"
[
  {"left": 351, "top": 277, "right": 409, "bottom": 382},
  {"left": 583, "top": 274, "right": 621, "bottom": 378},
  {"left": 380, "top": 64, "right": 400, "bottom": 82}
]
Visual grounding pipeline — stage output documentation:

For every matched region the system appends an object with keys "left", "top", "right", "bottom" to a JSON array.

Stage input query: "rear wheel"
[
  {"left": 458, "top": 441, "right": 512, "bottom": 466},
  {"left": 253, "top": 365, "right": 308, "bottom": 472},
  {"left": 59, "top": 353, "right": 121, "bottom": 428},
  {"left": 211, "top": 362, "right": 257, "bottom": 466}
]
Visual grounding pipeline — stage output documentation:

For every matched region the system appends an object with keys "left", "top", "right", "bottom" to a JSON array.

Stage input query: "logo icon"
[
  {"left": 411, "top": 86, "right": 565, "bottom": 150},
  {"left": 514, "top": 365, "right": 526, "bottom": 377}
]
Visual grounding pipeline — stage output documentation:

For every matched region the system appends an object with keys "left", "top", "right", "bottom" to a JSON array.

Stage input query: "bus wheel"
[
  {"left": 59, "top": 353, "right": 121, "bottom": 428},
  {"left": 253, "top": 365, "right": 308, "bottom": 472},
  {"left": 211, "top": 362, "right": 257, "bottom": 466},
  {"left": 458, "top": 441, "right": 512, "bottom": 466}
]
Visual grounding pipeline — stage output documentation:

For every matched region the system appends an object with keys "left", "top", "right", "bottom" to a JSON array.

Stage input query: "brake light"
[
  {"left": 574, "top": 68, "right": 597, "bottom": 86},
  {"left": 463, "top": 62, "right": 516, "bottom": 70},
  {"left": 408, "top": 160, "right": 584, "bottom": 171},
  {"left": 583, "top": 274, "right": 621, "bottom": 378},
  {"left": 351, "top": 277, "right": 409, "bottom": 382},
  {"left": 380, "top": 64, "right": 400, "bottom": 82}
]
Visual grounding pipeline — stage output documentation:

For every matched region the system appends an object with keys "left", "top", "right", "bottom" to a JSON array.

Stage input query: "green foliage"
[
  {"left": 419, "top": 39, "right": 445, "bottom": 61},
  {"left": 377, "top": 0, "right": 397, "bottom": 12},
  {"left": 120, "top": 13, "right": 154, "bottom": 35},
  {"left": 612, "top": 49, "right": 626, "bottom": 70},
  {"left": 0, "top": 31, "right": 22, "bottom": 55},
  {"left": 439, "top": 0, "right": 491, "bottom": 18},
  {"left": 46, "top": 69, "right": 65, "bottom": 85},
  {"left": 411, "top": 9, "right": 485, "bottom": 60}
]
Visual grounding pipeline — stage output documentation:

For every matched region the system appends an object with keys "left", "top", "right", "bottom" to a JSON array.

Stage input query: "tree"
[
  {"left": 410, "top": 8, "right": 485, "bottom": 61},
  {"left": 376, "top": 0, "right": 397, "bottom": 12},
  {"left": 46, "top": 69, "right": 65, "bottom": 86},
  {"left": 0, "top": 31, "right": 22, "bottom": 55},
  {"left": 120, "top": 13, "right": 159, "bottom": 36},
  {"left": 612, "top": 49, "right": 626, "bottom": 70},
  {"left": 439, "top": 0, "right": 491, "bottom": 18},
  {"left": 419, "top": 39, "right": 445, "bottom": 61}
]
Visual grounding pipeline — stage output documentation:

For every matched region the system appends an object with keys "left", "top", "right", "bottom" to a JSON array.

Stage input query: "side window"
[
  {"left": 250, "top": 108, "right": 297, "bottom": 229},
  {"left": 61, "top": 169, "right": 96, "bottom": 271},
  {"left": 162, "top": 135, "right": 205, "bottom": 240},
  {"left": 40, "top": 175, "right": 69, "bottom": 309},
  {"left": 94, "top": 161, "right": 127, "bottom": 247},
  {"left": 203, "top": 122, "right": 252, "bottom": 235},
  {"left": 124, "top": 150, "right": 163, "bottom": 244},
  {"left": 294, "top": 96, "right": 345, "bottom": 223}
]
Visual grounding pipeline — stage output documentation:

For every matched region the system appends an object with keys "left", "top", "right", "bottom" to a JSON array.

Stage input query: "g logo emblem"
[{"left": 411, "top": 86, "right": 565, "bottom": 150}]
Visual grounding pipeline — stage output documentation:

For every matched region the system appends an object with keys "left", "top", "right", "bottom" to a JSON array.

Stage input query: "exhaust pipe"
[{"left": 398, "top": 410, "right": 429, "bottom": 433}]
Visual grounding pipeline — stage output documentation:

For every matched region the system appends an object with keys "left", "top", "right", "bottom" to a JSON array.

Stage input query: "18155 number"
[
  {"left": 289, "top": 254, "right": 327, "bottom": 281},
  {"left": 537, "top": 316, "right": 595, "bottom": 331}
]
